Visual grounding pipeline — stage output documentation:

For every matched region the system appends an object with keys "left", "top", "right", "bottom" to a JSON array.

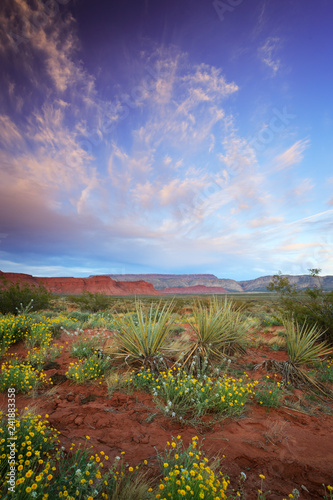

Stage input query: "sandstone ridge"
[{"left": 0, "top": 271, "right": 158, "bottom": 295}]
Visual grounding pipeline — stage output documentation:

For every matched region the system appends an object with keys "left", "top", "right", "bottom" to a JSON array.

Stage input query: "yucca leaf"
[
  {"left": 113, "top": 300, "right": 175, "bottom": 368},
  {"left": 179, "top": 297, "right": 250, "bottom": 370},
  {"left": 283, "top": 317, "right": 333, "bottom": 366}
]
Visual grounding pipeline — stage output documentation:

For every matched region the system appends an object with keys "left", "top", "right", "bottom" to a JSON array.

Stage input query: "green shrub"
[
  {"left": 81, "top": 311, "right": 116, "bottom": 329},
  {"left": 310, "top": 358, "right": 333, "bottom": 384},
  {"left": 67, "top": 310, "right": 91, "bottom": 322},
  {"left": 254, "top": 376, "right": 282, "bottom": 408},
  {"left": 0, "top": 279, "right": 51, "bottom": 315},
  {"left": 71, "top": 292, "right": 112, "bottom": 312},
  {"left": 256, "top": 312, "right": 283, "bottom": 327},
  {"left": 267, "top": 269, "right": 333, "bottom": 344},
  {"left": 70, "top": 334, "right": 101, "bottom": 359}
]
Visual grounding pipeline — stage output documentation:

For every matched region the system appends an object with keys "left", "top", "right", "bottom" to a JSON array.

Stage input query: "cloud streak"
[{"left": 273, "top": 139, "right": 310, "bottom": 171}]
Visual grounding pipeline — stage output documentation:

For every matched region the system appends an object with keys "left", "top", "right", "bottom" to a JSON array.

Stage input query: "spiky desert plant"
[
  {"left": 112, "top": 300, "right": 176, "bottom": 370},
  {"left": 180, "top": 297, "right": 250, "bottom": 371},
  {"left": 256, "top": 317, "right": 333, "bottom": 393},
  {"left": 284, "top": 317, "right": 332, "bottom": 365}
]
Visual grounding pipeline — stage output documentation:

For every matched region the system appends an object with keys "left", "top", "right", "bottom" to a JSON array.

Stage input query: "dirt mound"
[{"left": 0, "top": 271, "right": 158, "bottom": 295}]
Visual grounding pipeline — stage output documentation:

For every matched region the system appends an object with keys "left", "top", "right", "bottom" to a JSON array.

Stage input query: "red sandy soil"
[
  {"left": 0, "top": 271, "right": 158, "bottom": 295},
  {"left": 1, "top": 328, "right": 333, "bottom": 499},
  {"left": 161, "top": 285, "right": 228, "bottom": 294}
]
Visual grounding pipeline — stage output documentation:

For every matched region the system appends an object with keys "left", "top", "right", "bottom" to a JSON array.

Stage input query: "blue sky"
[{"left": 0, "top": 0, "right": 332, "bottom": 280}]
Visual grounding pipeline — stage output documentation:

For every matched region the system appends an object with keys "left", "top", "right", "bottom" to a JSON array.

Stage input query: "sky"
[{"left": 0, "top": 0, "right": 332, "bottom": 280}]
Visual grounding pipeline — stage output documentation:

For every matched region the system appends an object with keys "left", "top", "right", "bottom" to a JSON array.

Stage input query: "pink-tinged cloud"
[
  {"left": 249, "top": 216, "right": 284, "bottom": 228},
  {"left": 273, "top": 139, "right": 310, "bottom": 171}
]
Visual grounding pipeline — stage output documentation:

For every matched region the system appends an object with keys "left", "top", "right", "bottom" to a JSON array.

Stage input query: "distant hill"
[
  {"left": 102, "top": 274, "right": 243, "bottom": 292},
  {"left": 100, "top": 273, "right": 333, "bottom": 293},
  {"left": 161, "top": 285, "right": 228, "bottom": 294}
]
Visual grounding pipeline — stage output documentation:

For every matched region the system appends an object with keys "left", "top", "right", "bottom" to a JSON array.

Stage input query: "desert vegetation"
[{"left": 0, "top": 281, "right": 333, "bottom": 499}]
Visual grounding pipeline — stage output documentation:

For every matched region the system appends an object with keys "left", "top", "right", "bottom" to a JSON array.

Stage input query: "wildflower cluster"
[
  {"left": 66, "top": 354, "right": 110, "bottom": 384},
  {"left": 0, "top": 359, "right": 52, "bottom": 393},
  {"left": 0, "top": 409, "right": 60, "bottom": 498},
  {"left": 0, "top": 315, "right": 33, "bottom": 355},
  {"left": 26, "top": 344, "right": 63, "bottom": 370},
  {"left": 156, "top": 436, "right": 231, "bottom": 499},
  {"left": 0, "top": 411, "right": 110, "bottom": 500},
  {"left": 46, "top": 442, "right": 107, "bottom": 499},
  {"left": 0, "top": 313, "right": 80, "bottom": 358},
  {"left": 254, "top": 375, "right": 282, "bottom": 409},
  {"left": 40, "top": 314, "right": 79, "bottom": 334},
  {"left": 130, "top": 367, "right": 258, "bottom": 420},
  {"left": 25, "top": 322, "right": 52, "bottom": 349}
]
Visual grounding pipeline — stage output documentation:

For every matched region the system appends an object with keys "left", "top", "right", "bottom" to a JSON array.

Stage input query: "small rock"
[{"left": 74, "top": 416, "right": 84, "bottom": 426}]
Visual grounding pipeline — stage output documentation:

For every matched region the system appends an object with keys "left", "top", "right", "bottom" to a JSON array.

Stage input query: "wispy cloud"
[
  {"left": 289, "top": 178, "right": 314, "bottom": 198},
  {"left": 0, "top": 115, "right": 24, "bottom": 150},
  {"left": 250, "top": 216, "right": 284, "bottom": 228},
  {"left": 258, "top": 37, "right": 281, "bottom": 75},
  {"left": 273, "top": 138, "right": 310, "bottom": 171},
  {"left": 0, "top": 0, "right": 94, "bottom": 95}
]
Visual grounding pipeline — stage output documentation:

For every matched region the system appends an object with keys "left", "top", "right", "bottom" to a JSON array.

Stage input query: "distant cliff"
[
  {"left": 103, "top": 274, "right": 243, "bottom": 292},
  {"left": 0, "top": 271, "right": 158, "bottom": 295},
  {"left": 101, "top": 273, "right": 333, "bottom": 292},
  {"left": 161, "top": 285, "right": 228, "bottom": 294}
]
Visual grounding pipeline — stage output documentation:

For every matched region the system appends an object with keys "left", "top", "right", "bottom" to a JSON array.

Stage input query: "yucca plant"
[
  {"left": 256, "top": 317, "right": 333, "bottom": 394},
  {"left": 180, "top": 297, "right": 250, "bottom": 371},
  {"left": 284, "top": 318, "right": 332, "bottom": 365},
  {"left": 112, "top": 300, "right": 176, "bottom": 370}
]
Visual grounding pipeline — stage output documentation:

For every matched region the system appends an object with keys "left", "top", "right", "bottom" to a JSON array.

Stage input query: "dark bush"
[
  {"left": 0, "top": 278, "right": 51, "bottom": 315},
  {"left": 267, "top": 270, "right": 333, "bottom": 344}
]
